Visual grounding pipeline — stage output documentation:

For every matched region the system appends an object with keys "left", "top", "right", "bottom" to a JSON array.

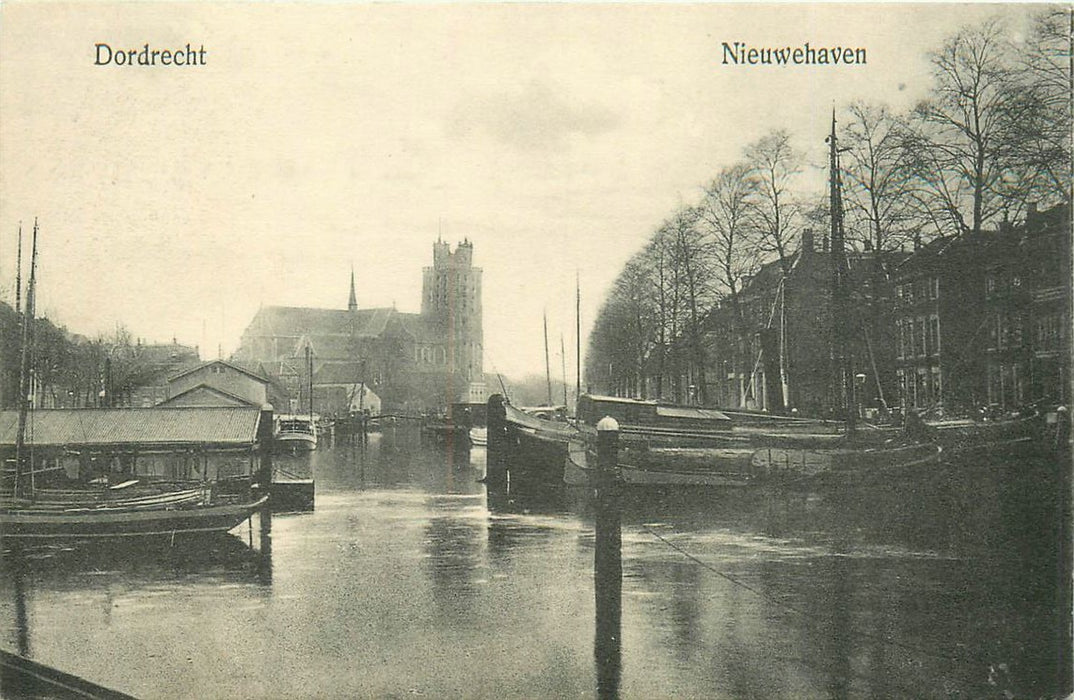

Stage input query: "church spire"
[{"left": 348, "top": 265, "right": 358, "bottom": 312}]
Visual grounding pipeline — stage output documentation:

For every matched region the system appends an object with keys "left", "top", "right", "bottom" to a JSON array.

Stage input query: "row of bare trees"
[
  {"left": 1, "top": 300, "right": 189, "bottom": 409},
  {"left": 587, "top": 10, "right": 1071, "bottom": 405}
]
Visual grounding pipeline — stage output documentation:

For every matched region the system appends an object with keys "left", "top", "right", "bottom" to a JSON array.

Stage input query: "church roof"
[
  {"left": 397, "top": 314, "right": 444, "bottom": 343},
  {"left": 247, "top": 306, "right": 402, "bottom": 341}
]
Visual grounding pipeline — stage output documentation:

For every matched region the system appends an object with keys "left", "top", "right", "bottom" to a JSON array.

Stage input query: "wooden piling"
[{"left": 593, "top": 416, "right": 621, "bottom": 700}]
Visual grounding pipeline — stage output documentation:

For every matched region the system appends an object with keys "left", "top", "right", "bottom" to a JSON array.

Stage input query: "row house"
[
  {"left": 893, "top": 202, "right": 1071, "bottom": 416},
  {"left": 703, "top": 231, "right": 904, "bottom": 417}
]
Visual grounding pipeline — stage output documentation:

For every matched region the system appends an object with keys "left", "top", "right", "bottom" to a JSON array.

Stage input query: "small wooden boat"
[
  {"left": 0, "top": 224, "right": 270, "bottom": 540},
  {"left": 1, "top": 492, "right": 268, "bottom": 539}
]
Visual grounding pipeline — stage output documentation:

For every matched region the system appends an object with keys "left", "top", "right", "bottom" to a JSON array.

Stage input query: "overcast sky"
[{"left": 0, "top": 3, "right": 1040, "bottom": 381}]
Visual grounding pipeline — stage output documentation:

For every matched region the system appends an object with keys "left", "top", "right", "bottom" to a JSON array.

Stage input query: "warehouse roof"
[{"left": 0, "top": 407, "right": 262, "bottom": 447}]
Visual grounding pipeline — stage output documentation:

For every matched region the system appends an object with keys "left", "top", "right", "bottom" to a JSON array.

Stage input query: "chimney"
[
  {"left": 1027, "top": 201, "right": 1039, "bottom": 229},
  {"left": 800, "top": 229, "right": 814, "bottom": 255}
]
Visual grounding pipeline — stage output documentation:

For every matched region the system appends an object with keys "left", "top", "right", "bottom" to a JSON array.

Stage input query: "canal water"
[{"left": 1, "top": 425, "right": 1069, "bottom": 699}]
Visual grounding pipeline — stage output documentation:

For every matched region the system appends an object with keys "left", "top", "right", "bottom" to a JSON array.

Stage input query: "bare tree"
[
  {"left": 1004, "top": 8, "right": 1073, "bottom": 205},
  {"left": 586, "top": 252, "right": 659, "bottom": 398},
  {"left": 745, "top": 130, "right": 803, "bottom": 274},
  {"left": 662, "top": 206, "right": 714, "bottom": 403},
  {"left": 698, "top": 163, "right": 763, "bottom": 404},
  {"left": 907, "top": 18, "right": 1018, "bottom": 236},
  {"left": 841, "top": 102, "right": 920, "bottom": 252}
]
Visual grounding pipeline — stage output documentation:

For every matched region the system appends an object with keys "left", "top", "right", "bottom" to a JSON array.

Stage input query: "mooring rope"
[{"left": 638, "top": 523, "right": 1001, "bottom": 677}]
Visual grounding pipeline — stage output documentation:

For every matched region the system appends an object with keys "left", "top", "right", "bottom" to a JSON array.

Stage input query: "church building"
[{"left": 232, "top": 239, "right": 485, "bottom": 414}]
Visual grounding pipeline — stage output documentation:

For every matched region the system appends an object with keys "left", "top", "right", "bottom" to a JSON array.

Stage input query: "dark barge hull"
[
  {"left": 498, "top": 402, "right": 577, "bottom": 486},
  {"left": 0, "top": 496, "right": 268, "bottom": 539}
]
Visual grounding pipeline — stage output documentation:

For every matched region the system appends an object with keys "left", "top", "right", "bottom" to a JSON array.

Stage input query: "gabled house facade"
[{"left": 893, "top": 202, "right": 1071, "bottom": 416}]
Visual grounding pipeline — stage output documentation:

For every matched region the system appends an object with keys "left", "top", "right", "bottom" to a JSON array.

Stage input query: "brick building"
[
  {"left": 704, "top": 230, "right": 904, "bottom": 417},
  {"left": 892, "top": 202, "right": 1071, "bottom": 416}
]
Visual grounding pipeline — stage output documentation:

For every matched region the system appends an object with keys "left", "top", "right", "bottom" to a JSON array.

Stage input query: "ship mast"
[
  {"left": 14, "top": 220, "right": 38, "bottom": 499},
  {"left": 575, "top": 273, "right": 581, "bottom": 408},
  {"left": 306, "top": 344, "right": 314, "bottom": 422},
  {"left": 560, "top": 333, "right": 568, "bottom": 408},
  {"left": 543, "top": 310, "right": 553, "bottom": 406},
  {"left": 828, "top": 112, "right": 857, "bottom": 433}
]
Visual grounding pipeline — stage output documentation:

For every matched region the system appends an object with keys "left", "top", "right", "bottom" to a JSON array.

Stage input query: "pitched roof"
[
  {"left": 313, "top": 361, "right": 364, "bottom": 385},
  {"left": 0, "top": 408, "right": 262, "bottom": 447},
  {"left": 157, "top": 384, "right": 261, "bottom": 408},
  {"left": 397, "top": 313, "right": 444, "bottom": 343},
  {"left": 246, "top": 306, "right": 403, "bottom": 340},
  {"left": 168, "top": 359, "right": 269, "bottom": 384}
]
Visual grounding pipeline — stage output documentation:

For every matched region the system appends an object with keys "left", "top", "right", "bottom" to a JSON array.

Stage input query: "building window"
[
  {"left": 915, "top": 368, "right": 928, "bottom": 407},
  {"left": 1037, "top": 313, "right": 1062, "bottom": 351},
  {"left": 928, "top": 315, "right": 940, "bottom": 356}
]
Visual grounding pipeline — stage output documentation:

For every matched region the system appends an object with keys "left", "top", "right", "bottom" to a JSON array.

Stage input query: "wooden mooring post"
[{"left": 594, "top": 416, "right": 622, "bottom": 700}]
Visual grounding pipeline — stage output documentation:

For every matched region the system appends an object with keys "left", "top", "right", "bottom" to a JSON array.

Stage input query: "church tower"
[{"left": 421, "top": 238, "right": 484, "bottom": 402}]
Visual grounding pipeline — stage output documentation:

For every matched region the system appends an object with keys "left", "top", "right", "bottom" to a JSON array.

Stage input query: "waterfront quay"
[{"left": 1, "top": 425, "right": 1068, "bottom": 699}]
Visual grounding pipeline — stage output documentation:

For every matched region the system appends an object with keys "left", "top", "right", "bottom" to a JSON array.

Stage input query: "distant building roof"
[
  {"left": 313, "top": 362, "right": 364, "bottom": 385},
  {"left": 245, "top": 306, "right": 403, "bottom": 340},
  {"left": 168, "top": 359, "right": 270, "bottom": 385},
  {"left": 157, "top": 384, "right": 261, "bottom": 408},
  {"left": 397, "top": 314, "right": 444, "bottom": 343},
  {"left": 0, "top": 408, "right": 262, "bottom": 447}
]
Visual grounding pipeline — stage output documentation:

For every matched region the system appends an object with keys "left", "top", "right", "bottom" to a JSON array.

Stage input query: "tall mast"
[
  {"left": 575, "top": 272, "right": 581, "bottom": 406},
  {"left": 14, "top": 223, "right": 22, "bottom": 320},
  {"left": 560, "top": 333, "right": 568, "bottom": 408},
  {"left": 828, "top": 112, "right": 856, "bottom": 433},
  {"left": 306, "top": 344, "right": 314, "bottom": 421},
  {"left": 14, "top": 220, "right": 38, "bottom": 499},
  {"left": 543, "top": 310, "right": 552, "bottom": 406}
]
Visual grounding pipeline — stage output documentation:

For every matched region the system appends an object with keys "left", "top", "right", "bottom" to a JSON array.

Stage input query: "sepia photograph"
[{"left": 0, "top": 2, "right": 1071, "bottom": 698}]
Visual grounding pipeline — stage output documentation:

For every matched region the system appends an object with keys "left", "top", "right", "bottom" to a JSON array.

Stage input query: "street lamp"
[{"left": 855, "top": 373, "right": 867, "bottom": 418}]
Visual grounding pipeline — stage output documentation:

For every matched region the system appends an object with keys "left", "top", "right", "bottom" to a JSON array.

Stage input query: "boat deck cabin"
[
  {"left": 576, "top": 395, "right": 732, "bottom": 432},
  {"left": 275, "top": 414, "right": 317, "bottom": 436}
]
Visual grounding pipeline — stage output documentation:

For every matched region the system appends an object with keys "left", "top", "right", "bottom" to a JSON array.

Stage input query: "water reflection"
[
  {"left": 0, "top": 433, "right": 1066, "bottom": 699},
  {"left": 422, "top": 497, "right": 487, "bottom": 626}
]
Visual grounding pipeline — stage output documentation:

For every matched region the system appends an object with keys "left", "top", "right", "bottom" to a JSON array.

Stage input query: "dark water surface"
[{"left": 1, "top": 426, "right": 1069, "bottom": 699}]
